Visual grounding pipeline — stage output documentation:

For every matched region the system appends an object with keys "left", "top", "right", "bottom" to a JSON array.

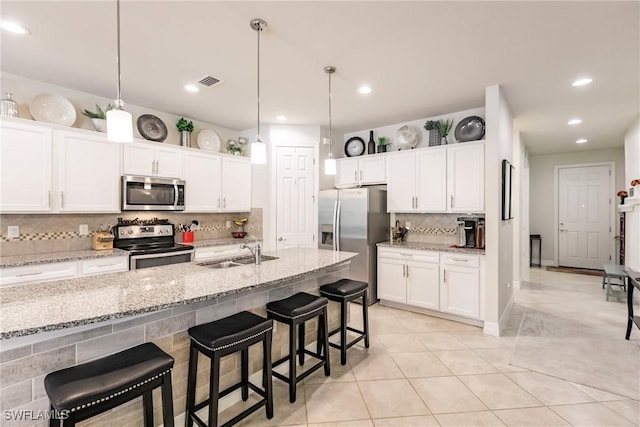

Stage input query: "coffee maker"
[{"left": 456, "top": 217, "right": 483, "bottom": 248}]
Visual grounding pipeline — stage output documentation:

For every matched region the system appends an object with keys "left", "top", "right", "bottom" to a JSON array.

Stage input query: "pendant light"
[
  {"left": 106, "top": 0, "right": 133, "bottom": 143},
  {"left": 250, "top": 18, "right": 267, "bottom": 164},
  {"left": 324, "top": 66, "right": 336, "bottom": 175}
]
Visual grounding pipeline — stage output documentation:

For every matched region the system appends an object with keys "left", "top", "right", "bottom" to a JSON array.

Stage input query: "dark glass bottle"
[{"left": 368, "top": 130, "right": 375, "bottom": 154}]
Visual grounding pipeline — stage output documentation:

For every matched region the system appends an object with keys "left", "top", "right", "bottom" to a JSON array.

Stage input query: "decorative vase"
[
  {"left": 180, "top": 131, "right": 192, "bottom": 147},
  {"left": 368, "top": 130, "right": 375, "bottom": 154},
  {"left": 91, "top": 118, "right": 107, "bottom": 133},
  {"left": 428, "top": 128, "right": 441, "bottom": 146},
  {"left": 377, "top": 145, "right": 387, "bottom": 153},
  {"left": 441, "top": 136, "right": 449, "bottom": 145}
]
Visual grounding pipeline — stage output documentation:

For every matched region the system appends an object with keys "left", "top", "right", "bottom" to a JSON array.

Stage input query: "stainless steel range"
[{"left": 113, "top": 220, "right": 194, "bottom": 270}]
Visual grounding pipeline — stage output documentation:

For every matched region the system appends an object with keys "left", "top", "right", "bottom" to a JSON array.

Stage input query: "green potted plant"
[
  {"left": 376, "top": 136, "right": 390, "bottom": 153},
  {"left": 424, "top": 120, "right": 441, "bottom": 146},
  {"left": 437, "top": 119, "right": 454, "bottom": 144},
  {"left": 82, "top": 104, "right": 113, "bottom": 133},
  {"left": 226, "top": 144, "right": 243, "bottom": 156},
  {"left": 176, "top": 118, "right": 194, "bottom": 147}
]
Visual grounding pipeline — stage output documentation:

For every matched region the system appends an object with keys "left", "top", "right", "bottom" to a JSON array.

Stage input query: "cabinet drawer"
[
  {"left": 194, "top": 245, "right": 247, "bottom": 261},
  {"left": 80, "top": 256, "right": 129, "bottom": 276},
  {"left": 378, "top": 248, "right": 439, "bottom": 263},
  {"left": 441, "top": 253, "right": 479, "bottom": 268},
  {"left": 1, "top": 261, "right": 77, "bottom": 286}
]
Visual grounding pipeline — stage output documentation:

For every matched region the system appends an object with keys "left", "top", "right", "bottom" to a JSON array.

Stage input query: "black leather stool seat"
[
  {"left": 266, "top": 292, "right": 328, "bottom": 318},
  {"left": 189, "top": 311, "right": 272, "bottom": 352},
  {"left": 45, "top": 342, "right": 173, "bottom": 413},
  {"left": 319, "top": 279, "right": 367, "bottom": 298}
]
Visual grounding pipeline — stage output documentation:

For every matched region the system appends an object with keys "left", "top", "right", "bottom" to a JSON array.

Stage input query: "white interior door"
[
  {"left": 558, "top": 165, "right": 612, "bottom": 269},
  {"left": 276, "top": 146, "right": 315, "bottom": 249}
]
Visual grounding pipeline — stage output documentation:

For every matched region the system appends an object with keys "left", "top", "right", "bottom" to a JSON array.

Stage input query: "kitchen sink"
[{"left": 197, "top": 255, "right": 278, "bottom": 269}]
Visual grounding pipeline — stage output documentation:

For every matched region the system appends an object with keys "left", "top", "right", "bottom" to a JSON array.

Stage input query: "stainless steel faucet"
[{"left": 240, "top": 237, "right": 261, "bottom": 265}]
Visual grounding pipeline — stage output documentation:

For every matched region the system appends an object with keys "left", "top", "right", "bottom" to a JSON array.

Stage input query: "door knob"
[
  {"left": 559, "top": 229, "right": 568, "bottom": 232},
  {"left": 278, "top": 237, "right": 287, "bottom": 241}
]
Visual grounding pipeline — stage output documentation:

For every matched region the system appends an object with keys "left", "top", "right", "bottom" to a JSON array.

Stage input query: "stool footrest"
[
  {"left": 272, "top": 358, "right": 326, "bottom": 384},
  {"left": 191, "top": 381, "right": 269, "bottom": 427}
]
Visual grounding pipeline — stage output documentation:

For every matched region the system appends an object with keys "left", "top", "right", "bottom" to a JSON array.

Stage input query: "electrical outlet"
[
  {"left": 226, "top": 220, "right": 231, "bottom": 229},
  {"left": 405, "top": 221, "right": 411, "bottom": 229},
  {"left": 7, "top": 226, "right": 19, "bottom": 239},
  {"left": 79, "top": 224, "right": 89, "bottom": 236}
]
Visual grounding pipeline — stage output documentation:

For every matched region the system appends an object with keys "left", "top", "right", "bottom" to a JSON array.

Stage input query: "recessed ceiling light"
[
  {"left": 184, "top": 84, "right": 199, "bottom": 93},
  {"left": 572, "top": 78, "right": 593, "bottom": 87},
  {"left": 576, "top": 138, "right": 588, "bottom": 144},
  {"left": 276, "top": 115, "right": 287, "bottom": 121},
  {"left": 1, "top": 20, "right": 30, "bottom": 35},
  {"left": 568, "top": 118, "right": 582, "bottom": 125},
  {"left": 358, "top": 85, "right": 372, "bottom": 95}
]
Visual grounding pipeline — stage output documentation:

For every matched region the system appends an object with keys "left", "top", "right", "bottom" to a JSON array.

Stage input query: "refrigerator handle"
[
  {"left": 332, "top": 200, "right": 338, "bottom": 251},
  {"left": 336, "top": 200, "right": 341, "bottom": 252}
]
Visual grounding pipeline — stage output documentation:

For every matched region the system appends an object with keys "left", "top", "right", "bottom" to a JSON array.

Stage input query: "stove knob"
[{"left": 127, "top": 230, "right": 133, "bottom": 235}]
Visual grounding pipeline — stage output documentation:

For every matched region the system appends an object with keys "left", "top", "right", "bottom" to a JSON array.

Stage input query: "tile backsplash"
[
  {"left": 394, "top": 213, "right": 484, "bottom": 245},
  {"left": 0, "top": 209, "right": 262, "bottom": 256}
]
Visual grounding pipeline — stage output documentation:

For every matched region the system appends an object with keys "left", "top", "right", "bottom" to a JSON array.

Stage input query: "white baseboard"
[
  {"left": 484, "top": 292, "right": 514, "bottom": 337},
  {"left": 513, "top": 280, "right": 521, "bottom": 291}
]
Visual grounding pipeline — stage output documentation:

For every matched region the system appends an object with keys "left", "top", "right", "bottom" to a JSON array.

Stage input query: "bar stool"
[
  {"left": 266, "top": 292, "right": 330, "bottom": 403},
  {"left": 319, "top": 279, "right": 370, "bottom": 365},
  {"left": 185, "top": 311, "right": 273, "bottom": 427},
  {"left": 44, "top": 342, "right": 174, "bottom": 427}
]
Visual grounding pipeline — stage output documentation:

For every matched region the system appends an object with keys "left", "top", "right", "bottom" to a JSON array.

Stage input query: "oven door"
[
  {"left": 122, "top": 176, "right": 185, "bottom": 211},
  {"left": 129, "top": 249, "right": 194, "bottom": 270}
]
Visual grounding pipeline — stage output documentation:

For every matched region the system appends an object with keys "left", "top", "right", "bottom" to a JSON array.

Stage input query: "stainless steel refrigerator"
[{"left": 318, "top": 187, "right": 389, "bottom": 305}]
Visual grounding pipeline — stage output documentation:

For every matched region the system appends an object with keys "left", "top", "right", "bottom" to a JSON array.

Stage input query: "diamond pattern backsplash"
[{"left": 394, "top": 213, "right": 484, "bottom": 245}]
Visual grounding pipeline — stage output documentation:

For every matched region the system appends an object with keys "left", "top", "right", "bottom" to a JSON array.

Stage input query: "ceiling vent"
[{"left": 197, "top": 75, "right": 223, "bottom": 88}]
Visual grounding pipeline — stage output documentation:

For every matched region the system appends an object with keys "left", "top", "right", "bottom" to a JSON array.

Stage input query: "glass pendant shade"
[
  {"left": 251, "top": 138, "right": 267, "bottom": 164},
  {"left": 324, "top": 155, "right": 336, "bottom": 175},
  {"left": 106, "top": 108, "right": 133, "bottom": 143}
]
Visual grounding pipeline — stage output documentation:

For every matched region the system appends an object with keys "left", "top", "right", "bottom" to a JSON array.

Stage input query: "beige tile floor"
[{"left": 215, "top": 268, "right": 640, "bottom": 427}]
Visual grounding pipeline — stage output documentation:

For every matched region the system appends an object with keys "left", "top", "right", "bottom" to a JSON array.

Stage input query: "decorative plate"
[
  {"left": 29, "top": 94, "right": 76, "bottom": 126},
  {"left": 395, "top": 125, "right": 420, "bottom": 150},
  {"left": 197, "top": 129, "right": 221, "bottom": 151},
  {"left": 136, "top": 114, "right": 168, "bottom": 142},
  {"left": 344, "top": 136, "right": 365, "bottom": 157},
  {"left": 454, "top": 116, "right": 485, "bottom": 142},
  {"left": 237, "top": 137, "right": 248, "bottom": 145}
]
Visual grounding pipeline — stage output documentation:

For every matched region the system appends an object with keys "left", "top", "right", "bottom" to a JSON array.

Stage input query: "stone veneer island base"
[{"left": 0, "top": 248, "right": 356, "bottom": 427}]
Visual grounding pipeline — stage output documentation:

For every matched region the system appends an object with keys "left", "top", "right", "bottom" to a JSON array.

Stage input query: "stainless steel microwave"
[{"left": 122, "top": 175, "right": 185, "bottom": 211}]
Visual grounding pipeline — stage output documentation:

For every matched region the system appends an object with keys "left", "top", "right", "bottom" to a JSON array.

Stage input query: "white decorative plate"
[
  {"left": 197, "top": 129, "right": 221, "bottom": 151},
  {"left": 29, "top": 94, "right": 76, "bottom": 126},
  {"left": 395, "top": 125, "right": 420, "bottom": 150}
]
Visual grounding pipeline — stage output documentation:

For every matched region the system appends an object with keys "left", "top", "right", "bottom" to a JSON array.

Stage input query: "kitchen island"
[{"left": 0, "top": 247, "right": 356, "bottom": 425}]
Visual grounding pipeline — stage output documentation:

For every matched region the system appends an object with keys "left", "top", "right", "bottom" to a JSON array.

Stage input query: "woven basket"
[{"left": 428, "top": 129, "right": 441, "bottom": 146}]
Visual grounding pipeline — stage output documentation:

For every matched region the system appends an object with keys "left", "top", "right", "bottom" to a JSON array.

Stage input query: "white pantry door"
[
  {"left": 558, "top": 165, "right": 611, "bottom": 269},
  {"left": 276, "top": 147, "right": 315, "bottom": 249}
]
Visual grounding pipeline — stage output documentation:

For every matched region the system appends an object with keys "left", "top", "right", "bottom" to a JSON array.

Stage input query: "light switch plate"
[
  {"left": 79, "top": 224, "right": 89, "bottom": 236},
  {"left": 7, "top": 226, "right": 19, "bottom": 239},
  {"left": 405, "top": 222, "right": 411, "bottom": 229},
  {"left": 226, "top": 220, "right": 231, "bottom": 229}
]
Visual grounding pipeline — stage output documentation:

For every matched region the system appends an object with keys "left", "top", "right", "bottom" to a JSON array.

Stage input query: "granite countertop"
[
  {"left": 0, "top": 248, "right": 130, "bottom": 269},
  {"left": 377, "top": 241, "right": 485, "bottom": 255},
  {"left": 0, "top": 248, "right": 357, "bottom": 339}
]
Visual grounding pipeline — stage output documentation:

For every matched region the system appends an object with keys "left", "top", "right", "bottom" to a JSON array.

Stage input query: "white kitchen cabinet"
[
  {"left": 386, "top": 148, "right": 446, "bottom": 212},
  {"left": 184, "top": 151, "right": 251, "bottom": 212},
  {"left": 54, "top": 130, "right": 121, "bottom": 212},
  {"left": 79, "top": 256, "right": 129, "bottom": 276},
  {"left": 335, "top": 156, "right": 386, "bottom": 188},
  {"left": 447, "top": 142, "right": 484, "bottom": 213},
  {"left": 0, "top": 118, "right": 53, "bottom": 212},
  {"left": 378, "top": 247, "right": 440, "bottom": 309},
  {"left": 439, "top": 253, "right": 480, "bottom": 318},
  {"left": 123, "top": 140, "right": 184, "bottom": 178},
  {"left": 194, "top": 244, "right": 251, "bottom": 261}
]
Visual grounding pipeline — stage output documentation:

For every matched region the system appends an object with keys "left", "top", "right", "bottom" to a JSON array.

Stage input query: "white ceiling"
[{"left": 1, "top": 1, "right": 638, "bottom": 155}]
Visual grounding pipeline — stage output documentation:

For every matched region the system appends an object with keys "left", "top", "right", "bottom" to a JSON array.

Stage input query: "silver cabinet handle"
[
  {"left": 48, "top": 190, "right": 52, "bottom": 208},
  {"left": 559, "top": 229, "right": 568, "bottom": 232},
  {"left": 16, "top": 271, "right": 43, "bottom": 277},
  {"left": 60, "top": 191, "right": 64, "bottom": 208},
  {"left": 360, "top": 170, "right": 363, "bottom": 181},
  {"left": 217, "top": 198, "right": 221, "bottom": 208},
  {"left": 400, "top": 253, "right": 413, "bottom": 257},
  {"left": 156, "top": 160, "right": 159, "bottom": 175},
  {"left": 415, "top": 197, "right": 418, "bottom": 208},
  {"left": 278, "top": 237, "right": 287, "bottom": 241},
  {"left": 451, "top": 258, "right": 469, "bottom": 262},
  {"left": 443, "top": 269, "right": 446, "bottom": 283},
  {"left": 223, "top": 198, "right": 226, "bottom": 208},
  {"left": 450, "top": 195, "right": 454, "bottom": 208},
  {"left": 402, "top": 264, "right": 406, "bottom": 277},
  {"left": 405, "top": 264, "right": 409, "bottom": 278},
  {"left": 354, "top": 170, "right": 358, "bottom": 182}
]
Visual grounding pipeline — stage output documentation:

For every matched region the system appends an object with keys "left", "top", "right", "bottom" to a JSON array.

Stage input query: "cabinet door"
[
  {"left": 416, "top": 148, "right": 447, "bottom": 212},
  {"left": 440, "top": 264, "right": 480, "bottom": 318},
  {"left": 221, "top": 156, "right": 251, "bottom": 211},
  {"left": 184, "top": 151, "right": 222, "bottom": 212},
  {"left": 335, "top": 158, "right": 358, "bottom": 188},
  {"left": 447, "top": 142, "right": 484, "bottom": 213},
  {"left": 406, "top": 260, "right": 440, "bottom": 310},
  {"left": 0, "top": 119, "right": 53, "bottom": 212},
  {"left": 359, "top": 156, "right": 386, "bottom": 185},
  {"left": 123, "top": 142, "right": 155, "bottom": 176},
  {"left": 386, "top": 152, "right": 416, "bottom": 212},
  {"left": 155, "top": 145, "right": 184, "bottom": 178},
  {"left": 54, "top": 130, "right": 121, "bottom": 212},
  {"left": 377, "top": 257, "right": 407, "bottom": 303}
]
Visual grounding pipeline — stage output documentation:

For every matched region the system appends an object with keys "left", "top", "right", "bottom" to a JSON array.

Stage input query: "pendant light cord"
[
  {"left": 328, "top": 69, "right": 332, "bottom": 147},
  {"left": 115, "top": 0, "right": 122, "bottom": 108},
  {"left": 257, "top": 23, "right": 261, "bottom": 138}
]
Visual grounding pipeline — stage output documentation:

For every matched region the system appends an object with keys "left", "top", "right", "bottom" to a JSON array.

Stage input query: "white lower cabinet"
[
  {"left": 194, "top": 244, "right": 252, "bottom": 261},
  {"left": 378, "top": 247, "right": 482, "bottom": 321}
]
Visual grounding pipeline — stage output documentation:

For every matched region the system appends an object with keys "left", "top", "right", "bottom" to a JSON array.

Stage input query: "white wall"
[
  {"left": 1, "top": 72, "right": 239, "bottom": 147},
  {"left": 529, "top": 148, "right": 626, "bottom": 265},
  {"left": 625, "top": 118, "right": 640, "bottom": 186},
  {"left": 624, "top": 118, "right": 640, "bottom": 270},
  {"left": 484, "top": 85, "right": 514, "bottom": 335}
]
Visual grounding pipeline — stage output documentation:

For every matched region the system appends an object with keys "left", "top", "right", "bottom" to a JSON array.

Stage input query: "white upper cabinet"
[
  {"left": 54, "top": 130, "right": 121, "bottom": 212},
  {"left": 416, "top": 149, "right": 447, "bottom": 212},
  {"left": 447, "top": 142, "right": 484, "bottom": 213},
  {"left": 386, "top": 152, "right": 416, "bottom": 212},
  {"left": 184, "top": 151, "right": 251, "bottom": 212},
  {"left": 335, "top": 156, "right": 386, "bottom": 188},
  {"left": 0, "top": 119, "right": 53, "bottom": 212},
  {"left": 123, "top": 140, "right": 184, "bottom": 178}
]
